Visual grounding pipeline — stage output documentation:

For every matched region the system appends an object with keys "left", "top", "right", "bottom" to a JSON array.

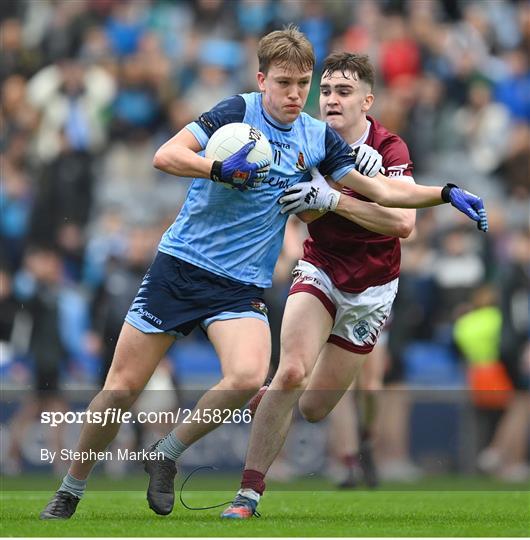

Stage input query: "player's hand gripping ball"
[{"left": 207, "top": 123, "right": 272, "bottom": 191}]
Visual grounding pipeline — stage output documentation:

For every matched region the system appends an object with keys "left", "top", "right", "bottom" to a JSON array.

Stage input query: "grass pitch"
[{"left": 1, "top": 487, "right": 528, "bottom": 537}]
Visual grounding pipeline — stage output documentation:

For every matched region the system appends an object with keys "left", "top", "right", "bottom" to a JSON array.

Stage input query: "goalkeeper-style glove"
[
  {"left": 441, "top": 183, "right": 489, "bottom": 232},
  {"left": 279, "top": 167, "right": 341, "bottom": 215},
  {"left": 210, "top": 141, "right": 270, "bottom": 191},
  {"left": 354, "top": 144, "right": 384, "bottom": 177}
]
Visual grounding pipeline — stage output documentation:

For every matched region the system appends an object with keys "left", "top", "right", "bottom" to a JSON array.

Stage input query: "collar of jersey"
[
  {"left": 350, "top": 119, "right": 371, "bottom": 147},
  {"left": 260, "top": 99, "right": 293, "bottom": 132}
]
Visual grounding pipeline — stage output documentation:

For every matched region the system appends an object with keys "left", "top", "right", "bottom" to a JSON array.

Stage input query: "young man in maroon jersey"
[
  {"left": 315, "top": 52, "right": 417, "bottom": 488},
  {"left": 221, "top": 52, "right": 462, "bottom": 518}
]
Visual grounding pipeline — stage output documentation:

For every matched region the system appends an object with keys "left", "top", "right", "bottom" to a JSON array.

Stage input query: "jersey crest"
[{"left": 295, "top": 151, "right": 307, "bottom": 172}]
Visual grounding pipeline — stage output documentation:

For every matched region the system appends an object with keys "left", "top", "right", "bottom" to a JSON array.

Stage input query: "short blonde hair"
[{"left": 257, "top": 25, "right": 315, "bottom": 74}]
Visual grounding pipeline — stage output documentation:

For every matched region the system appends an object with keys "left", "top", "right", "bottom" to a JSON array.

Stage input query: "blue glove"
[
  {"left": 441, "top": 183, "right": 488, "bottom": 232},
  {"left": 210, "top": 141, "right": 270, "bottom": 191}
]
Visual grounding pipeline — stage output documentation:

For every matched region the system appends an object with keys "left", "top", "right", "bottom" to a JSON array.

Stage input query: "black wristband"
[
  {"left": 441, "top": 182, "right": 458, "bottom": 203},
  {"left": 210, "top": 160, "right": 223, "bottom": 182}
]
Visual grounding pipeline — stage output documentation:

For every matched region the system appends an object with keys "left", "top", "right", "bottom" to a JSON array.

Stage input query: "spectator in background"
[
  {"left": 339, "top": 0, "right": 381, "bottom": 61},
  {"left": 79, "top": 24, "right": 114, "bottom": 67},
  {"left": 475, "top": 229, "right": 530, "bottom": 482},
  {"left": 190, "top": 0, "right": 239, "bottom": 41},
  {"left": 83, "top": 206, "right": 127, "bottom": 290},
  {"left": 379, "top": 14, "right": 421, "bottom": 89},
  {"left": 432, "top": 227, "right": 486, "bottom": 327},
  {"left": 28, "top": 141, "right": 94, "bottom": 279},
  {"left": 404, "top": 75, "right": 455, "bottom": 174},
  {"left": 6, "top": 247, "right": 70, "bottom": 474},
  {"left": 454, "top": 78, "right": 511, "bottom": 175},
  {"left": 25, "top": 56, "right": 115, "bottom": 251},
  {"left": 99, "top": 54, "right": 162, "bottom": 208},
  {"left": 237, "top": 0, "right": 276, "bottom": 38},
  {"left": 26, "top": 56, "right": 115, "bottom": 163},
  {"left": 496, "top": 123, "right": 530, "bottom": 199},
  {"left": 1, "top": 129, "right": 33, "bottom": 270},
  {"left": 89, "top": 223, "right": 158, "bottom": 386},
  {"left": 0, "top": 266, "right": 20, "bottom": 375},
  {"left": 453, "top": 285, "right": 511, "bottom": 441},
  {"left": 104, "top": 0, "right": 148, "bottom": 58},
  {"left": 2, "top": 73, "right": 37, "bottom": 140},
  {"left": 499, "top": 229, "right": 530, "bottom": 390},
  {"left": 40, "top": 0, "right": 96, "bottom": 63},
  {"left": 495, "top": 46, "right": 530, "bottom": 123},
  {"left": 147, "top": 0, "right": 193, "bottom": 64},
  {"left": 518, "top": 1, "right": 530, "bottom": 51},
  {"left": 14, "top": 247, "right": 69, "bottom": 392},
  {"left": 182, "top": 39, "right": 242, "bottom": 117},
  {"left": 109, "top": 55, "right": 161, "bottom": 142},
  {"left": 0, "top": 18, "right": 41, "bottom": 82},
  {"left": 299, "top": 1, "right": 333, "bottom": 69}
]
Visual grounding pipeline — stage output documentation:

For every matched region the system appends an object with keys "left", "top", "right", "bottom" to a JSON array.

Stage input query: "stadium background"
[{"left": 1, "top": 0, "right": 529, "bottom": 485}]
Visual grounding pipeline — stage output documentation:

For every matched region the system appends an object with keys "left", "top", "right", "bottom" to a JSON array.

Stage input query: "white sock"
[{"left": 238, "top": 488, "right": 260, "bottom": 503}]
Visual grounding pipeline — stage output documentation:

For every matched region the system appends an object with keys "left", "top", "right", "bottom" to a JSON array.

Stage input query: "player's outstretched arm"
[
  {"left": 281, "top": 168, "right": 488, "bottom": 231},
  {"left": 291, "top": 183, "right": 416, "bottom": 238},
  {"left": 338, "top": 169, "right": 488, "bottom": 231},
  {"left": 339, "top": 168, "right": 442, "bottom": 208},
  {"left": 153, "top": 128, "right": 269, "bottom": 190}
]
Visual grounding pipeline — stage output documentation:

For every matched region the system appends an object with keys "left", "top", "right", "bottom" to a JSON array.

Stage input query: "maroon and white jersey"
[{"left": 302, "top": 116, "right": 414, "bottom": 293}]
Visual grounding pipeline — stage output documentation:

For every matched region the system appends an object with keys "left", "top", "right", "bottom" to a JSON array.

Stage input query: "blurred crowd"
[{"left": 1, "top": 0, "right": 529, "bottom": 480}]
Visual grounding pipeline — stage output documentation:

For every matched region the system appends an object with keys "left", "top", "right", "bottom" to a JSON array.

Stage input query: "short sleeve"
[
  {"left": 380, "top": 136, "right": 414, "bottom": 181},
  {"left": 318, "top": 125, "right": 357, "bottom": 181},
  {"left": 185, "top": 95, "right": 246, "bottom": 148}
]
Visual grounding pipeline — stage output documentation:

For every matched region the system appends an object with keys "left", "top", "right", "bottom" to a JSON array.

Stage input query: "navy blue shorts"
[{"left": 125, "top": 252, "right": 269, "bottom": 338}]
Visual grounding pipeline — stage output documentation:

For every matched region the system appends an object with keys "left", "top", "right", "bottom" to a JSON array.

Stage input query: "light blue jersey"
[{"left": 158, "top": 92, "right": 356, "bottom": 288}]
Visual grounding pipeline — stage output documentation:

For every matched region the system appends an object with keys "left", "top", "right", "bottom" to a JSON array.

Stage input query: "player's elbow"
[
  {"left": 152, "top": 148, "right": 169, "bottom": 171},
  {"left": 399, "top": 224, "right": 414, "bottom": 239},
  {"left": 396, "top": 219, "right": 415, "bottom": 239},
  {"left": 398, "top": 212, "right": 416, "bottom": 239}
]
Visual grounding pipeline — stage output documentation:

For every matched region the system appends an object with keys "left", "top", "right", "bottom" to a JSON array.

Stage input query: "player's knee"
[
  {"left": 276, "top": 364, "right": 308, "bottom": 390},
  {"left": 103, "top": 374, "right": 143, "bottom": 409},
  {"left": 300, "top": 407, "right": 327, "bottom": 423},
  {"left": 298, "top": 397, "right": 329, "bottom": 423}
]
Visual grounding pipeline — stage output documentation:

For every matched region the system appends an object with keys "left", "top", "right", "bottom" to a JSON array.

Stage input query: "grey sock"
[
  {"left": 59, "top": 473, "right": 87, "bottom": 499},
  {"left": 155, "top": 432, "right": 187, "bottom": 462}
]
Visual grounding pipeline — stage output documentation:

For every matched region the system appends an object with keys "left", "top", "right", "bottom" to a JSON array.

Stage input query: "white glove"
[
  {"left": 279, "top": 167, "right": 341, "bottom": 215},
  {"left": 354, "top": 144, "right": 383, "bottom": 177}
]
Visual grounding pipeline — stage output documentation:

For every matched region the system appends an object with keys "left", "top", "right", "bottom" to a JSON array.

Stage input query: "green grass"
[
  {"left": 1, "top": 489, "right": 528, "bottom": 537},
  {"left": 0, "top": 472, "right": 524, "bottom": 491}
]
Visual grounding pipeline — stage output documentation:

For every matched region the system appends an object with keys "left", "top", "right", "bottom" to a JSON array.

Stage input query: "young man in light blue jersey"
[{"left": 41, "top": 26, "right": 487, "bottom": 520}]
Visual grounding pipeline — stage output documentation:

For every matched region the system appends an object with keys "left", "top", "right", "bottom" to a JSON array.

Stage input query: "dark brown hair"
[
  {"left": 322, "top": 52, "right": 375, "bottom": 90},
  {"left": 257, "top": 25, "right": 315, "bottom": 74}
]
